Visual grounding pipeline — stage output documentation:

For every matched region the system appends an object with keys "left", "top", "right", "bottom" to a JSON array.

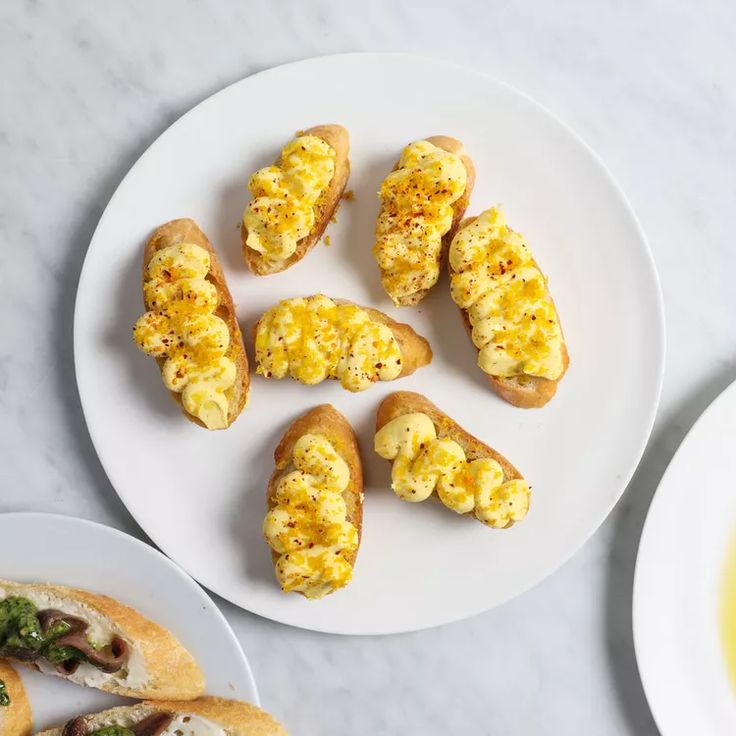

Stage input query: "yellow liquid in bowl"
[{"left": 720, "top": 532, "right": 736, "bottom": 693}]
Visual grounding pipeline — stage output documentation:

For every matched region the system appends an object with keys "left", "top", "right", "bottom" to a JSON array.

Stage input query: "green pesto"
[
  {"left": 0, "top": 678, "right": 9, "bottom": 706},
  {"left": 88, "top": 727, "right": 134, "bottom": 736},
  {"left": 0, "top": 597, "right": 44, "bottom": 652},
  {"left": 45, "top": 619, "right": 73, "bottom": 642},
  {"left": 0, "top": 596, "right": 95, "bottom": 666},
  {"left": 45, "top": 645, "right": 87, "bottom": 665}
]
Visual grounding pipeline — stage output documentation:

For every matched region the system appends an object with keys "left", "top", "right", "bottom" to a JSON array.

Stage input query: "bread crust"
[
  {"left": 34, "top": 697, "right": 287, "bottom": 736},
  {"left": 449, "top": 216, "right": 569, "bottom": 408},
  {"left": 267, "top": 404, "right": 363, "bottom": 593},
  {"left": 375, "top": 391, "right": 523, "bottom": 480},
  {"left": 142, "top": 218, "right": 250, "bottom": 428},
  {"left": 0, "top": 579, "right": 204, "bottom": 700},
  {"left": 252, "top": 297, "right": 432, "bottom": 386},
  {"left": 377, "top": 135, "right": 476, "bottom": 307},
  {"left": 0, "top": 661, "right": 31, "bottom": 736},
  {"left": 242, "top": 124, "right": 350, "bottom": 275}
]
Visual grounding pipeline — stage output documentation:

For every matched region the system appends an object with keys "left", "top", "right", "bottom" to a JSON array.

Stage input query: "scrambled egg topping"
[
  {"left": 449, "top": 207, "right": 564, "bottom": 380},
  {"left": 263, "top": 433, "right": 358, "bottom": 598},
  {"left": 133, "top": 243, "right": 236, "bottom": 430},
  {"left": 244, "top": 135, "right": 336, "bottom": 262},
  {"left": 374, "top": 413, "right": 530, "bottom": 528},
  {"left": 374, "top": 140, "right": 467, "bottom": 304},
  {"left": 255, "top": 295, "right": 402, "bottom": 392}
]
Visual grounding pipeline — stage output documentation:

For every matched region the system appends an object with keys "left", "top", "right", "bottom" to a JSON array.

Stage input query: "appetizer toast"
[
  {"left": 37, "top": 697, "right": 287, "bottom": 736},
  {"left": 448, "top": 208, "right": 569, "bottom": 408},
  {"left": 0, "top": 579, "right": 204, "bottom": 700},
  {"left": 264, "top": 405, "right": 363, "bottom": 599},
  {"left": 374, "top": 136, "right": 475, "bottom": 306},
  {"left": 242, "top": 124, "right": 350, "bottom": 275},
  {"left": 0, "top": 662, "right": 31, "bottom": 736},
  {"left": 375, "top": 392, "right": 530, "bottom": 528},
  {"left": 253, "top": 294, "right": 432, "bottom": 392},
  {"left": 133, "top": 218, "right": 250, "bottom": 429}
]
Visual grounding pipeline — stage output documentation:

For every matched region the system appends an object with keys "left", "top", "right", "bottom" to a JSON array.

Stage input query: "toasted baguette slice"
[
  {"left": 375, "top": 391, "right": 528, "bottom": 527},
  {"left": 35, "top": 697, "right": 287, "bottom": 736},
  {"left": 352, "top": 302, "right": 433, "bottom": 379},
  {"left": 141, "top": 218, "right": 250, "bottom": 428},
  {"left": 376, "top": 135, "right": 476, "bottom": 306},
  {"left": 0, "top": 579, "right": 204, "bottom": 700},
  {"left": 242, "top": 124, "right": 350, "bottom": 275},
  {"left": 450, "top": 215, "right": 569, "bottom": 408},
  {"left": 0, "top": 662, "right": 31, "bottom": 736},
  {"left": 266, "top": 405, "right": 363, "bottom": 598},
  {"left": 252, "top": 296, "right": 432, "bottom": 389}
]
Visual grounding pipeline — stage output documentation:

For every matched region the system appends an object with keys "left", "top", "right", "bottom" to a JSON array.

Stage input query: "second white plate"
[
  {"left": 74, "top": 53, "right": 664, "bottom": 634},
  {"left": 634, "top": 380, "right": 736, "bottom": 734},
  {"left": 0, "top": 513, "right": 258, "bottom": 729}
]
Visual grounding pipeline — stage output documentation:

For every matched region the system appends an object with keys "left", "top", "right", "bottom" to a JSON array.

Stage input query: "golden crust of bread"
[
  {"left": 34, "top": 697, "right": 287, "bottom": 736},
  {"left": 242, "top": 124, "right": 350, "bottom": 275},
  {"left": 252, "top": 297, "right": 432, "bottom": 386},
  {"left": 375, "top": 391, "right": 523, "bottom": 481},
  {"left": 449, "top": 216, "right": 570, "bottom": 408},
  {"left": 267, "top": 404, "right": 363, "bottom": 592},
  {"left": 0, "top": 579, "right": 204, "bottom": 700},
  {"left": 0, "top": 661, "right": 32, "bottom": 736},
  {"left": 378, "top": 135, "right": 476, "bottom": 307},
  {"left": 142, "top": 218, "right": 250, "bottom": 428},
  {"left": 145, "top": 698, "right": 288, "bottom": 736}
]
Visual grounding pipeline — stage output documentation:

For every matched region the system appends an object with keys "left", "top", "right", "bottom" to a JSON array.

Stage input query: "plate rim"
[
  {"left": 73, "top": 52, "right": 666, "bottom": 634},
  {"left": 0, "top": 511, "right": 259, "bottom": 703},
  {"left": 632, "top": 378, "right": 736, "bottom": 734}
]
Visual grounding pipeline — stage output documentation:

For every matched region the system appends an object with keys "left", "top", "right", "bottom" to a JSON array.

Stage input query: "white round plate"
[
  {"left": 0, "top": 513, "right": 258, "bottom": 729},
  {"left": 634, "top": 380, "right": 736, "bottom": 734},
  {"left": 74, "top": 53, "right": 664, "bottom": 634}
]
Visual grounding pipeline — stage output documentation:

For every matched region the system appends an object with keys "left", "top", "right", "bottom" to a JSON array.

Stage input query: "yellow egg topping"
[
  {"left": 263, "top": 433, "right": 358, "bottom": 598},
  {"left": 244, "top": 135, "right": 336, "bottom": 262},
  {"left": 449, "top": 207, "right": 564, "bottom": 381},
  {"left": 373, "top": 140, "right": 467, "bottom": 304},
  {"left": 374, "top": 413, "right": 530, "bottom": 528},
  {"left": 255, "top": 295, "right": 403, "bottom": 392},
  {"left": 133, "top": 243, "right": 236, "bottom": 430}
]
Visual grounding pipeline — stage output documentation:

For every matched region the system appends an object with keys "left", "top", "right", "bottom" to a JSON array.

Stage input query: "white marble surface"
[{"left": 2, "top": 1, "right": 735, "bottom": 733}]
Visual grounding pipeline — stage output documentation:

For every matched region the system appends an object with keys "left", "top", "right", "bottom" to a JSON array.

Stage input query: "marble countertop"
[{"left": 2, "top": 1, "right": 736, "bottom": 733}]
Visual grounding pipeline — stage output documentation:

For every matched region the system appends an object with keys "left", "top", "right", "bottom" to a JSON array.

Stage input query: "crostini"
[
  {"left": 0, "top": 579, "right": 204, "bottom": 700},
  {"left": 448, "top": 207, "right": 569, "bottom": 408},
  {"left": 374, "top": 391, "right": 530, "bottom": 528},
  {"left": 373, "top": 136, "right": 475, "bottom": 306},
  {"left": 253, "top": 294, "right": 432, "bottom": 392},
  {"left": 263, "top": 405, "right": 363, "bottom": 599},
  {"left": 133, "top": 218, "right": 250, "bottom": 429},
  {"left": 242, "top": 124, "right": 350, "bottom": 275},
  {"left": 0, "top": 661, "right": 31, "bottom": 736},
  {"left": 36, "top": 697, "right": 287, "bottom": 736}
]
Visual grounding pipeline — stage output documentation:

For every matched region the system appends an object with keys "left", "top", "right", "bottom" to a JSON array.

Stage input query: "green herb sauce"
[
  {"left": 0, "top": 678, "right": 9, "bottom": 706},
  {"left": 0, "top": 597, "right": 93, "bottom": 667},
  {"left": 89, "top": 727, "right": 134, "bottom": 736},
  {"left": 0, "top": 597, "right": 44, "bottom": 652},
  {"left": 45, "top": 645, "right": 87, "bottom": 665}
]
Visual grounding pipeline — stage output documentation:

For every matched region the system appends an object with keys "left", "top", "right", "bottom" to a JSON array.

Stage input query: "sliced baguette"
[
  {"left": 449, "top": 215, "right": 570, "bottom": 408},
  {"left": 375, "top": 391, "right": 527, "bottom": 527},
  {"left": 242, "top": 124, "right": 350, "bottom": 275},
  {"left": 267, "top": 404, "right": 363, "bottom": 596},
  {"left": 252, "top": 296, "right": 433, "bottom": 387},
  {"left": 142, "top": 218, "right": 250, "bottom": 428},
  {"left": 376, "top": 135, "right": 476, "bottom": 306},
  {"left": 0, "top": 661, "right": 31, "bottom": 736},
  {"left": 35, "top": 697, "right": 287, "bottom": 736},
  {"left": 0, "top": 579, "right": 204, "bottom": 700}
]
